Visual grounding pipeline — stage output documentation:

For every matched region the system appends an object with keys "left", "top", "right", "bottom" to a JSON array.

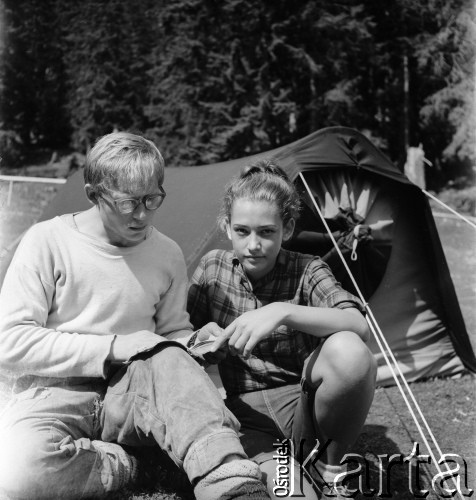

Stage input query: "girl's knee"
[
  {"left": 324, "top": 331, "right": 374, "bottom": 370},
  {"left": 307, "top": 331, "right": 376, "bottom": 386}
]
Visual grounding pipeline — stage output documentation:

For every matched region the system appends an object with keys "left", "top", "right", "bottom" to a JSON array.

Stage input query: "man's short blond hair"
[{"left": 84, "top": 132, "right": 165, "bottom": 193}]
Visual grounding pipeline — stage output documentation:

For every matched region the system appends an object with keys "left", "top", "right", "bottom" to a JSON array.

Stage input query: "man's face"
[{"left": 97, "top": 184, "right": 164, "bottom": 247}]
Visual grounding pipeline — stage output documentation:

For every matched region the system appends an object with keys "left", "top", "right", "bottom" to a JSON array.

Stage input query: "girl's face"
[{"left": 226, "top": 198, "right": 295, "bottom": 282}]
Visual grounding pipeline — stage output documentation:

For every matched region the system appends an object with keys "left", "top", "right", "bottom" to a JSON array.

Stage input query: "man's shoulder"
[
  {"left": 149, "top": 227, "right": 178, "bottom": 246},
  {"left": 21, "top": 216, "right": 63, "bottom": 242},
  {"left": 148, "top": 228, "right": 185, "bottom": 260},
  {"left": 10, "top": 216, "right": 69, "bottom": 269}
]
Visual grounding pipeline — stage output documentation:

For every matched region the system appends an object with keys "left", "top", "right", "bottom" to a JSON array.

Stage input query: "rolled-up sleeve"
[{"left": 306, "top": 258, "right": 365, "bottom": 313}]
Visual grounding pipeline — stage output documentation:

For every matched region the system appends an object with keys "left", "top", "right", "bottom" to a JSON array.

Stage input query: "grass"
[
  {"left": 354, "top": 375, "right": 476, "bottom": 499},
  {"left": 0, "top": 179, "right": 474, "bottom": 499}
]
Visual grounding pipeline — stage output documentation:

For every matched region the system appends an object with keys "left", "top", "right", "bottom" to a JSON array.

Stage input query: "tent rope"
[
  {"left": 423, "top": 189, "right": 476, "bottom": 230},
  {"left": 351, "top": 224, "right": 361, "bottom": 261},
  {"left": 298, "top": 172, "right": 465, "bottom": 499}
]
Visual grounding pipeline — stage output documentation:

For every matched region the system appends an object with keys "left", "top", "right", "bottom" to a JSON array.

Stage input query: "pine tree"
[
  {"left": 1, "top": 0, "right": 69, "bottom": 149},
  {"left": 60, "top": 0, "right": 158, "bottom": 151}
]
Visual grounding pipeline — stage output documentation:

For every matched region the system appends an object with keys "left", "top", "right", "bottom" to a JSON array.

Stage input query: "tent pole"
[
  {"left": 423, "top": 189, "right": 476, "bottom": 230},
  {"left": 298, "top": 173, "right": 465, "bottom": 499}
]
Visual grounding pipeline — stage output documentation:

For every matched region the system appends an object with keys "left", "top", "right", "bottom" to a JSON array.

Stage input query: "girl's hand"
[
  {"left": 211, "top": 303, "right": 285, "bottom": 359},
  {"left": 197, "top": 322, "right": 223, "bottom": 342},
  {"left": 196, "top": 322, "right": 228, "bottom": 363}
]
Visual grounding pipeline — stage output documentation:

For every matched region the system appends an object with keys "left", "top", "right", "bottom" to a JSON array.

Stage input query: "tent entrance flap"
[
  {"left": 288, "top": 170, "right": 395, "bottom": 300},
  {"left": 286, "top": 170, "right": 467, "bottom": 386}
]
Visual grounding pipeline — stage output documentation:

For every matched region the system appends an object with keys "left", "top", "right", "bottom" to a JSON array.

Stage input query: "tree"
[
  {"left": 146, "top": 0, "right": 377, "bottom": 164},
  {"left": 60, "top": 0, "right": 158, "bottom": 152},
  {"left": 0, "top": 0, "right": 69, "bottom": 149},
  {"left": 417, "top": 2, "right": 475, "bottom": 179},
  {"left": 0, "top": 0, "right": 472, "bottom": 183}
]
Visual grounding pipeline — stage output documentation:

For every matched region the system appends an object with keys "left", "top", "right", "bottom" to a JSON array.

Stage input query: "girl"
[{"left": 187, "top": 160, "right": 377, "bottom": 499}]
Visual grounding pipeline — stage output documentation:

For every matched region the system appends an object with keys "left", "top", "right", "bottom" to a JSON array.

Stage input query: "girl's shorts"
[{"left": 225, "top": 380, "right": 318, "bottom": 464}]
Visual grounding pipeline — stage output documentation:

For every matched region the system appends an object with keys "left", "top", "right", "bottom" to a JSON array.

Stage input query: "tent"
[{"left": 4, "top": 126, "right": 476, "bottom": 385}]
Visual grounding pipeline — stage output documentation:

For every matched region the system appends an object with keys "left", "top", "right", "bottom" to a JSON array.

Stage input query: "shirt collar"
[
  {"left": 230, "top": 249, "right": 288, "bottom": 267},
  {"left": 275, "top": 249, "right": 288, "bottom": 267},
  {"left": 230, "top": 249, "right": 289, "bottom": 290}
]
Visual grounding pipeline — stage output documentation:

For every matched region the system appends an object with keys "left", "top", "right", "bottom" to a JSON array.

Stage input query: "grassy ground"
[{"left": 0, "top": 179, "right": 474, "bottom": 499}]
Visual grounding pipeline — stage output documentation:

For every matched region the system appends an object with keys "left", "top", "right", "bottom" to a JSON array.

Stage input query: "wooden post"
[{"left": 7, "top": 180, "right": 13, "bottom": 207}]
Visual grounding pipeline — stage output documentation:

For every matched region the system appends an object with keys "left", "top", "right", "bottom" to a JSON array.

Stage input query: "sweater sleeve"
[
  {"left": 187, "top": 255, "right": 211, "bottom": 330},
  {"left": 0, "top": 227, "right": 114, "bottom": 378},
  {"left": 154, "top": 243, "right": 194, "bottom": 346}
]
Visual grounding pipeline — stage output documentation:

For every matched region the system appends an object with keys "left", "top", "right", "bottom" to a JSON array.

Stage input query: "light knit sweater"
[{"left": 0, "top": 214, "right": 193, "bottom": 381}]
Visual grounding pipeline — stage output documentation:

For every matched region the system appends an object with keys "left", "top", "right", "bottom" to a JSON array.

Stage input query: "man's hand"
[{"left": 107, "top": 330, "right": 164, "bottom": 363}]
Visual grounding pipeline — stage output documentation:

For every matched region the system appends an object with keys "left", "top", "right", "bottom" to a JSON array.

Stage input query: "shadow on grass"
[
  {"left": 351, "top": 423, "right": 448, "bottom": 500},
  {"left": 352, "top": 424, "right": 413, "bottom": 499}
]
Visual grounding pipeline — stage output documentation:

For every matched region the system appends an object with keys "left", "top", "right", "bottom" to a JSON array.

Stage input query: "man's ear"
[
  {"left": 282, "top": 218, "right": 295, "bottom": 242},
  {"left": 84, "top": 184, "right": 98, "bottom": 205}
]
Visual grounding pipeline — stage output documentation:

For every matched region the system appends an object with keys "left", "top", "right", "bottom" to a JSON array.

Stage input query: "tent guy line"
[
  {"left": 424, "top": 189, "right": 476, "bottom": 230},
  {"left": 299, "top": 171, "right": 465, "bottom": 500},
  {"left": 433, "top": 211, "right": 476, "bottom": 223}
]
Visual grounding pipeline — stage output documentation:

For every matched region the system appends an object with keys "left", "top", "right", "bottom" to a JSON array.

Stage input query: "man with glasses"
[{"left": 0, "top": 132, "right": 269, "bottom": 500}]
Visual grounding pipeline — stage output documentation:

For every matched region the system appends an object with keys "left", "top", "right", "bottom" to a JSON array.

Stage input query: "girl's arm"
[
  {"left": 212, "top": 302, "right": 369, "bottom": 359},
  {"left": 277, "top": 302, "right": 369, "bottom": 341}
]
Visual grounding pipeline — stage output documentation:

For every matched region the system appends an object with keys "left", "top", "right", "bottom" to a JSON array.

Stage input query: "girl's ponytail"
[
  {"left": 241, "top": 161, "right": 289, "bottom": 182},
  {"left": 218, "top": 159, "right": 301, "bottom": 230}
]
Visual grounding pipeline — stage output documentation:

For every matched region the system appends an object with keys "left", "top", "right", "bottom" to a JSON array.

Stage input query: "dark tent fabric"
[{"left": 2, "top": 127, "right": 475, "bottom": 386}]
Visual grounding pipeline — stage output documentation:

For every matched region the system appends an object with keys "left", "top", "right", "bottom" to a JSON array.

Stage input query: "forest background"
[{"left": 0, "top": 0, "right": 475, "bottom": 192}]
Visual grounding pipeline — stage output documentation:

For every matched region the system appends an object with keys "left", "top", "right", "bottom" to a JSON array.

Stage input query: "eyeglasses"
[{"left": 100, "top": 186, "right": 166, "bottom": 214}]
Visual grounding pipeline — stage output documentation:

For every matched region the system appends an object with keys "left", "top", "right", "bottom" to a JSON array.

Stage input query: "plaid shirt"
[{"left": 188, "top": 248, "right": 364, "bottom": 396}]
